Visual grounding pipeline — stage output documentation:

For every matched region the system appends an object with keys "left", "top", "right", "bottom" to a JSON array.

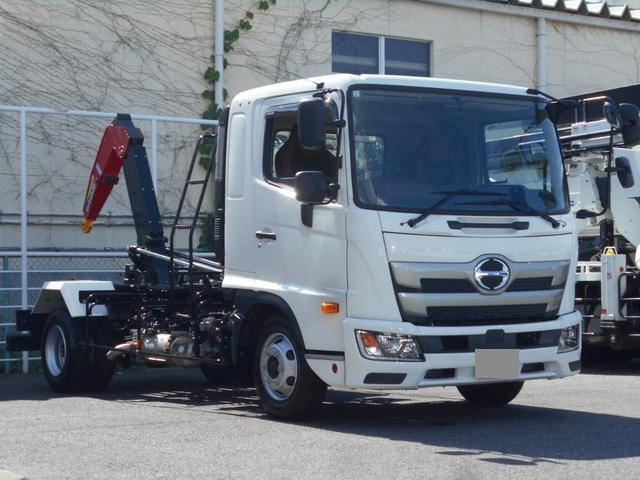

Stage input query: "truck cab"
[{"left": 224, "top": 74, "right": 581, "bottom": 400}]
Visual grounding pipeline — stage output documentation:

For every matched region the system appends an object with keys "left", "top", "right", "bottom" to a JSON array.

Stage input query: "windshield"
[{"left": 349, "top": 87, "right": 568, "bottom": 215}]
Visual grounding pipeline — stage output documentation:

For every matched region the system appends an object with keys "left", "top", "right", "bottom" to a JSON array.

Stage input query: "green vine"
[
  {"left": 198, "top": 0, "right": 276, "bottom": 251},
  {"left": 198, "top": 0, "right": 276, "bottom": 170}
]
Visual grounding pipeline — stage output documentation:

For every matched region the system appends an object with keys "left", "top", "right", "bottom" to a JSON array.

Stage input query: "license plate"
[{"left": 475, "top": 349, "right": 519, "bottom": 379}]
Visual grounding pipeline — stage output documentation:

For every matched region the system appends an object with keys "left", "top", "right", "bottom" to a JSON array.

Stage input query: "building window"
[
  {"left": 332, "top": 32, "right": 379, "bottom": 74},
  {"left": 332, "top": 32, "right": 431, "bottom": 77}
]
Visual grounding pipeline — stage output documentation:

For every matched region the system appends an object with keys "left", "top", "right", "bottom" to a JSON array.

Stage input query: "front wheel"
[
  {"left": 253, "top": 317, "right": 327, "bottom": 419},
  {"left": 457, "top": 381, "right": 524, "bottom": 407}
]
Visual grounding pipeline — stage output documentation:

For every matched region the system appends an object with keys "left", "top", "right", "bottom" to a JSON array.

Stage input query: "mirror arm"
[
  {"left": 300, "top": 183, "right": 340, "bottom": 228},
  {"left": 328, "top": 119, "right": 346, "bottom": 128},
  {"left": 575, "top": 209, "right": 599, "bottom": 219},
  {"left": 321, "top": 183, "right": 340, "bottom": 205},
  {"left": 604, "top": 166, "right": 627, "bottom": 173},
  {"left": 301, "top": 204, "right": 314, "bottom": 228}
]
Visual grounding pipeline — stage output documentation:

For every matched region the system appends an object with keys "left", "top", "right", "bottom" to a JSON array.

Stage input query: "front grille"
[
  {"left": 507, "top": 277, "right": 554, "bottom": 292},
  {"left": 419, "top": 278, "right": 474, "bottom": 293},
  {"left": 415, "top": 276, "right": 556, "bottom": 293},
  {"left": 424, "top": 304, "right": 552, "bottom": 326},
  {"left": 418, "top": 329, "right": 561, "bottom": 352},
  {"left": 428, "top": 304, "right": 547, "bottom": 318},
  {"left": 390, "top": 260, "right": 569, "bottom": 326}
]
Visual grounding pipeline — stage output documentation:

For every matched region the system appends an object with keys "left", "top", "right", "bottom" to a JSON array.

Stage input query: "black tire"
[
  {"left": 85, "top": 315, "right": 116, "bottom": 392},
  {"left": 457, "top": 381, "right": 524, "bottom": 407},
  {"left": 253, "top": 316, "right": 327, "bottom": 419},
  {"left": 41, "top": 310, "right": 115, "bottom": 393},
  {"left": 201, "top": 364, "right": 235, "bottom": 386}
]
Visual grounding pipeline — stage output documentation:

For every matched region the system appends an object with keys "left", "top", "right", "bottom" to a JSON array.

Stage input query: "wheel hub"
[
  {"left": 44, "top": 325, "right": 67, "bottom": 377},
  {"left": 267, "top": 356, "right": 279, "bottom": 378},
  {"left": 259, "top": 332, "right": 298, "bottom": 401}
]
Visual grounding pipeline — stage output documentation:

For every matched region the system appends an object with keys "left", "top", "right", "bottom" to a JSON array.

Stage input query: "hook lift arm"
[{"left": 81, "top": 114, "right": 168, "bottom": 283}]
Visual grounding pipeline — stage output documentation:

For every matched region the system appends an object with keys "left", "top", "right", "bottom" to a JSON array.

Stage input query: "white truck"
[
  {"left": 7, "top": 74, "right": 583, "bottom": 418},
  {"left": 562, "top": 86, "right": 640, "bottom": 355}
]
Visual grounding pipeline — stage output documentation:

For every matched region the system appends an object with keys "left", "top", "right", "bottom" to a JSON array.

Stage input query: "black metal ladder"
[{"left": 168, "top": 132, "right": 217, "bottom": 289}]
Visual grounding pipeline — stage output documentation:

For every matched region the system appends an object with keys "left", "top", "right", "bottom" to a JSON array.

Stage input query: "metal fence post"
[
  {"left": 151, "top": 118, "right": 158, "bottom": 190},
  {"left": 2, "top": 256, "right": 9, "bottom": 374},
  {"left": 20, "top": 109, "right": 29, "bottom": 374}
]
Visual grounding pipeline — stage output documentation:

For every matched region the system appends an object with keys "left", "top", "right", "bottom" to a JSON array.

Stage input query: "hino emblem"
[{"left": 474, "top": 258, "right": 510, "bottom": 291}]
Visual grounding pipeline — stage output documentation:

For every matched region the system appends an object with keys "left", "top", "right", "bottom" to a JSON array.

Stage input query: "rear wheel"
[
  {"left": 253, "top": 316, "right": 326, "bottom": 419},
  {"left": 457, "top": 381, "right": 524, "bottom": 407},
  {"left": 41, "top": 310, "right": 115, "bottom": 393}
]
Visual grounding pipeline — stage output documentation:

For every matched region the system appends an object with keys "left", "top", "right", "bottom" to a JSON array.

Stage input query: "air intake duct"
[{"left": 212, "top": 107, "right": 229, "bottom": 263}]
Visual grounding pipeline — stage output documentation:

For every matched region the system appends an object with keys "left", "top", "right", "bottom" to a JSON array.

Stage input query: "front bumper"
[{"left": 339, "top": 310, "right": 582, "bottom": 389}]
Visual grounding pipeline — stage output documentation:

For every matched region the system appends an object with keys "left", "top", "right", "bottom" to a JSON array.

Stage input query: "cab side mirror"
[
  {"left": 616, "top": 156, "right": 635, "bottom": 189},
  {"left": 295, "top": 171, "right": 328, "bottom": 204},
  {"left": 295, "top": 171, "right": 329, "bottom": 228},
  {"left": 575, "top": 209, "right": 597, "bottom": 219},
  {"left": 619, "top": 103, "right": 640, "bottom": 147},
  {"left": 297, "top": 99, "right": 326, "bottom": 150}
]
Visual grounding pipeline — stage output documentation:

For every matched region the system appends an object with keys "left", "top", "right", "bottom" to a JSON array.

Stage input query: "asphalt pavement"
[{"left": 1, "top": 360, "right": 639, "bottom": 480}]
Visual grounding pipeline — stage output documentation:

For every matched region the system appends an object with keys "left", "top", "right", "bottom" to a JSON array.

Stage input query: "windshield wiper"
[
  {"left": 401, "top": 188, "right": 506, "bottom": 228},
  {"left": 454, "top": 198, "right": 561, "bottom": 228}
]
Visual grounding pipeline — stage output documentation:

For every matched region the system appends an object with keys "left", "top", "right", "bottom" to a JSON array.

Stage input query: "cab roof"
[{"left": 231, "top": 74, "right": 533, "bottom": 106}]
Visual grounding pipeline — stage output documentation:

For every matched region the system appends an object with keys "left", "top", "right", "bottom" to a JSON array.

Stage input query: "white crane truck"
[
  {"left": 7, "top": 75, "right": 586, "bottom": 418},
  {"left": 561, "top": 85, "right": 640, "bottom": 355}
]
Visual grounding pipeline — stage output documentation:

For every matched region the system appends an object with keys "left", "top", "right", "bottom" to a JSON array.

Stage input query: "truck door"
[{"left": 253, "top": 98, "right": 347, "bottom": 352}]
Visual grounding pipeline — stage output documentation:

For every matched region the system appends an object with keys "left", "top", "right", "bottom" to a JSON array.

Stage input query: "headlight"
[
  {"left": 558, "top": 324, "right": 580, "bottom": 353},
  {"left": 355, "top": 330, "right": 424, "bottom": 361}
]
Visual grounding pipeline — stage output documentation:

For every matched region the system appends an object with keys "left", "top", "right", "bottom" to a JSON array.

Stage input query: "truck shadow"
[
  {"left": 581, "top": 356, "right": 640, "bottom": 376},
  {"left": 95, "top": 372, "right": 640, "bottom": 464},
  {"left": 2, "top": 367, "right": 640, "bottom": 465},
  {"left": 314, "top": 390, "right": 640, "bottom": 465}
]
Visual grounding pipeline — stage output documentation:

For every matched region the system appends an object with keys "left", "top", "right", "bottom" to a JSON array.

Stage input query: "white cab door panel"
[{"left": 253, "top": 96, "right": 347, "bottom": 352}]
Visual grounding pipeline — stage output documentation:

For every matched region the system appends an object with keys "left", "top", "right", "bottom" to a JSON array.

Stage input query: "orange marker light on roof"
[{"left": 321, "top": 302, "right": 339, "bottom": 314}]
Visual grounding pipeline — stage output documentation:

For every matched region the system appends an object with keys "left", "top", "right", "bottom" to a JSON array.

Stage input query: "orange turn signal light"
[
  {"left": 321, "top": 302, "right": 339, "bottom": 314},
  {"left": 360, "top": 332, "right": 379, "bottom": 349}
]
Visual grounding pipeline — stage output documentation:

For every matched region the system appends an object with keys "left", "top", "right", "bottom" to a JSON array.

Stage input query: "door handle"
[{"left": 255, "top": 230, "right": 277, "bottom": 241}]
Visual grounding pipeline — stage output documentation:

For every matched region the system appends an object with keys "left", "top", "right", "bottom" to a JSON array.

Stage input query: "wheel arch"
[
  {"left": 231, "top": 291, "right": 305, "bottom": 379},
  {"left": 32, "top": 281, "right": 115, "bottom": 318}
]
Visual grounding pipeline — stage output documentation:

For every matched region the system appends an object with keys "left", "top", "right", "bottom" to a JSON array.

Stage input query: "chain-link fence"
[{"left": 0, "top": 252, "right": 128, "bottom": 374}]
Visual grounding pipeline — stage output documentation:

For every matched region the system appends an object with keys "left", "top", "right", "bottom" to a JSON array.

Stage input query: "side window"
[
  {"left": 271, "top": 129, "right": 291, "bottom": 177},
  {"left": 263, "top": 109, "right": 338, "bottom": 187}
]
